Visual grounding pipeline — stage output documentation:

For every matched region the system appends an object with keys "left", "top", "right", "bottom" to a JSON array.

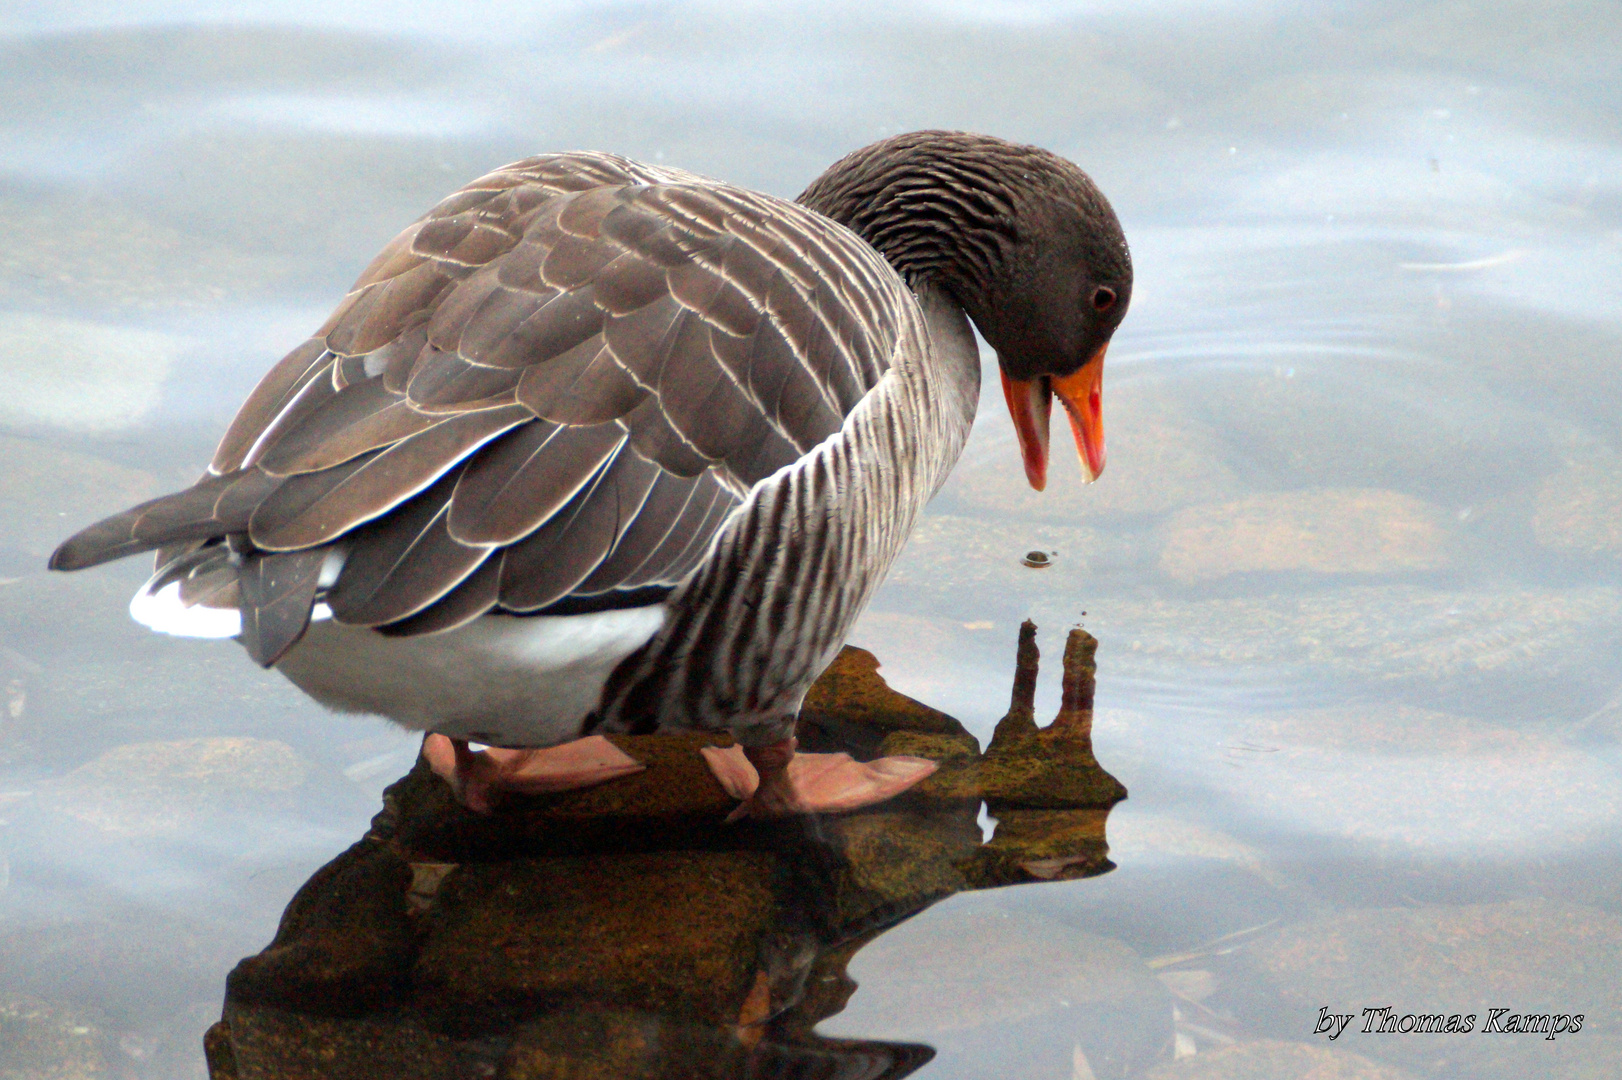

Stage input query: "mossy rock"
[
  {"left": 1047, "top": 584, "right": 1622, "bottom": 690},
  {"left": 209, "top": 1008, "right": 457, "bottom": 1080},
  {"left": 966, "top": 807, "right": 1113, "bottom": 887},
  {"left": 499, "top": 1010, "right": 752, "bottom": 1080},
  {"left": 824, "top": 810, "right": 981, "bottom": 929},
  {"left": 980, "top": 740, "right": 1125, "bottom": 810},
  {"left": 413, "top": 850, "right": 778, "bottom": 1033},
  {"left": 208, "top": 620, "right": 1130, "bottom": 1073},
  {"left": 824, "top": 905, "right": 1170, "bottom": 1078},
  {"left": 876, "top": 729, "right": 979, "bottom": 760},
  {"left": 797, "top": 647, "right": 978, "bottom": 759},
  {"left": 1534, "top": 444, "right": 1622, "bottom": 558},
  {"left": 379, "top": 732, "right": 740, "bottom": 862},
  {"left": 224, "top": 840, "right": 417, "bottom": 1015},
  {"left": 912, "top": 729, "right": 1125, "bottom": 810}
]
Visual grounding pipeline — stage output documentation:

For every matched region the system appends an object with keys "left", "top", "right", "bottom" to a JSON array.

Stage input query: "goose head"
[{"left": 799, "top": 130, "right": 1131, "bottom": 489}]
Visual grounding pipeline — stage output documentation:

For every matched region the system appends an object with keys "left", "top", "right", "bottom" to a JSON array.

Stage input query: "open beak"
[{"left": 1000, "top": 345, "right": 1107, "bottom": 490}]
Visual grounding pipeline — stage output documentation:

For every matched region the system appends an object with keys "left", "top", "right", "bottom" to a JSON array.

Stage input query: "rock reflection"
[{"left": 203, "top": 622, "right": 1125, "bottom": 1079}]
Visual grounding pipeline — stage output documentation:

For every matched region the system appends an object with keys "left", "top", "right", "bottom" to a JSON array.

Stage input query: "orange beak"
[{"left": 1000, "top": 345, "right": 1107, "bottom": 490}]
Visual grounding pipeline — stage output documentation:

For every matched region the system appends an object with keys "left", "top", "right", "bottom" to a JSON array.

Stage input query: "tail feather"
[
  {"left": 48, "top": 469, "right": 279, "bottom": 572},
  {"left": 148, "top": 542, "right": 224, "bottom": 593},
  {"left": 129, "top": 543, "right": 241, "bottom": 640},
  {"left": 52, "top": 468, "right": 335, "bottom": 666},
  {"left": 239, "top": 548, "right": 328, "bottom": 666}
]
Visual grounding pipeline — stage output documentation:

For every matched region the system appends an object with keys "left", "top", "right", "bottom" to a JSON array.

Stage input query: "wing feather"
[
  {"left": 618, "top": 392, "right": 715, "bottom": 478},
  {"left": 515, "top": 337, "right": 647, "bottom": 424},
  {"left": 601, "top": 295, "right": 690, "bottom": 387},
  {"left": 237, "top": 355, "right": 341, "bottom": 470},
  {"left": 621, "top": 477, "right": 732, "bottom": 586},
  {"left": 425, "top": 268, "right": 513, "bottom": 352},
  {"left": 471, "top": 286, "right": 606, "bottom": 370},
  {"left": 326, "top": 469, "right": 493, "bottom": 627},
  {"left": 659, "top": 481, "right": 741, "bottom": 581},
  {"left": 249, "top": 405, "right": 530, "bottom": 550},
  {"left": 256, "top": 378, "right": 435, "bottom": 476},
  {"left": 413, "top": 216, "right": 520, "bottom": 268},
  {"left": 573, "top": 469, "right": 701, "bottom": 592},
  {"left": 496, "top": 440, "right": 658, "bottom": 611},
  {"left": 52, "top": 151, "right": 913, "bottom": 644},
  {"left": 448, "top": 421, "right": 625, "bottom": 545},
  {"left": 375, "top": 556, "right": 503, "bottom": 636},
  {"left": 541, "top": 228, "right": 622, "bottom": 292},
  {"left": 331, "top": 262, "right": 457, "bottom": 356},
  {"left": 210, "top": 338, "right": 332, "bottom": 474},
  {"left": 405, "top": 345, "right": 524, "bottom": 410}
]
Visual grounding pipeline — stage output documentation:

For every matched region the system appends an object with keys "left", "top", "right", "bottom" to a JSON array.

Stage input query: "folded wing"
[{"left": 50, "top": 152, "right": 910, "bottom": 664}]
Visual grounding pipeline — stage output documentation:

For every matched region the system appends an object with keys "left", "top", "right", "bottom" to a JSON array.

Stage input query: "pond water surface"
[{"left": 2, "top": 2, "right": 1620, "bottom": 1078}]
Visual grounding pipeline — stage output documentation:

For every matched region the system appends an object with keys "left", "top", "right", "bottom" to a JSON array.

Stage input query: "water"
[{"left": 2, "top": 1, "right": 1619, "bottom": 1076}]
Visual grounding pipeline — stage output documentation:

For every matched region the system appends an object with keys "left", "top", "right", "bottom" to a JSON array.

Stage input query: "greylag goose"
[{"left": 50, "top": 131, "right": 1131, "bottom": 818}]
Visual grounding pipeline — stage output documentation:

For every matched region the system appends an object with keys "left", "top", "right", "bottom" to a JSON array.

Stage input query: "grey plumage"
[{"left": 50, "top": 131, "right": 1130, "bottom": 749}]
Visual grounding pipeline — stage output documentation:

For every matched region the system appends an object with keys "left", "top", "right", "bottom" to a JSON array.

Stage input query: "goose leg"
[
  {"left": 701, "top": 737, "right": 939, "bottom": 821},
  {"left": 423, "top": 734, "right": 645, "bottom": 813}
]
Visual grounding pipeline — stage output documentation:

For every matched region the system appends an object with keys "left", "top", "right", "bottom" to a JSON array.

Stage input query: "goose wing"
[{"left": 52, "top": 152, "right": 911, "bottom": 663}]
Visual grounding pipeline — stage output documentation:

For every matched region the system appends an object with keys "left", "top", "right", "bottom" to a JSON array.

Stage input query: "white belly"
[{"left": 272, "top": 607, "right": 667, "bottom": 747}]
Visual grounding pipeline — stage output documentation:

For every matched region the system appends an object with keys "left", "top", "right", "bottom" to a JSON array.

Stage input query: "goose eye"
[{"left": 1091, "top": 287, "right": 1117, "bottom": 312}]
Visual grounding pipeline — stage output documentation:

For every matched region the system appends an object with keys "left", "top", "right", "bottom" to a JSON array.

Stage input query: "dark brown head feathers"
[{"left": 798, "top": 130, "right": 1131, "bottom": 379}]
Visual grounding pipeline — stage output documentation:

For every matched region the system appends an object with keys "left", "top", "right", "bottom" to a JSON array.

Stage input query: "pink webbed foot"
[
  {"left": 423, "top": 734, "right": 645, "bottom": 814},
  {"left": 700, "top": 737, "right": 938, "bottom": 821}
]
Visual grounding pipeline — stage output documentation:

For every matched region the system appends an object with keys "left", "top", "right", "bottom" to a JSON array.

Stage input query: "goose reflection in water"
[{"left": 204, "top": 622, "right": 1125, "bottom": 1080}]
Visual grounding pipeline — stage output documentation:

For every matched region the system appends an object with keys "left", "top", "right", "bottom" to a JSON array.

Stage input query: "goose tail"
[
  {"left": 48, "top": 471, "right": 251, "bottom": 572},
  {"left": 49, "top": 471, "right": 330, "bottom": 667}
]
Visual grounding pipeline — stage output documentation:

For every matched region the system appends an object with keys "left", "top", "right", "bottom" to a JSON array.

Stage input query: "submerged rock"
[
  {"left": 1100, "top": 694, "right": 1619, "bottom": 858},
  {"left": 1534, "top": 444, "right": 1622, "bottom": 559},
  {"left": 1211, "top": 705, "right": 1618, "bottom": 854},
  {"left": 1088, "top": 808, "right": 1283, "bottom": 888},
  {"left": 1158, "top": 488, "right": 1451, "bottom": 583},
  {"left": 1052, "top": 583, "right": 1622, "bottom": 690},
  {"left": 0, "top": 314, "right": 180, "bottom": 434},
  {"left": 944, "top": 389, "right": 1244, "bottom": 523},
  {"left": 0, "top": 912, "right": 251, "bottom": 1041},
  {"left": 1237, "top": 898, "right": 1622, "bottom": 1078},
  {"left": 0, "top": 572, "right": 303, "bottom": 758},
  {"left": 1143, "top": 1039, "right": 1414, "bottom": 1079},
  {"left": 0, "top": 187, "right": 295, "bottom": 314},
  {"left": 0, "top": 436, "right": 156, "bottom": 561},
  {"left": 0, "top": 997, "right": 107, "bottom": 1080},
  {"left": 44, "top": 737, "right": 307, "bottom": 837},
  {"left": 823, "top": 902, "right": 1171, "bottom": 1080}
]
